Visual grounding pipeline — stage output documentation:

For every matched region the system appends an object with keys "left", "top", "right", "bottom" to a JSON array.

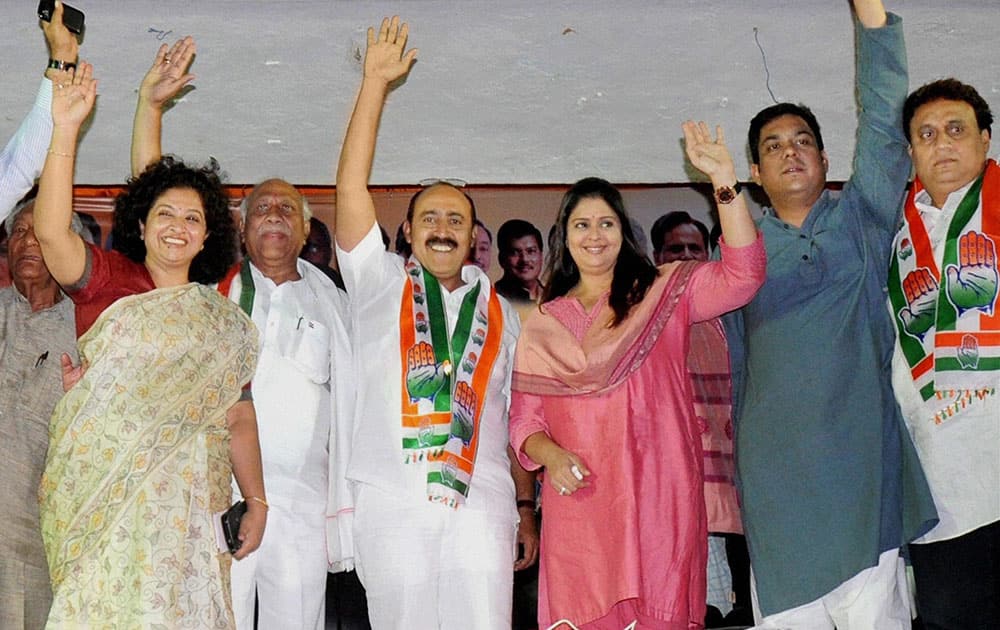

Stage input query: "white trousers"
[
  {"left": 353, "top": 484, "right": 517, "bottom": 630},
  {"left": 230, "top": 504, "right": 328, "bottom": 630},
  {"left": 751, "top": 548, "right": 911, "bottom": 630}
]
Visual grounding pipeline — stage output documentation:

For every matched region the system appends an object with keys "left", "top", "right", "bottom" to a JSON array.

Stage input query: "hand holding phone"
[
  {"left": 38, "top": 0, "right": 86, "bottom": 35},
  {"left": 214, "top": 500, "right": 248, "bottom": 554}
]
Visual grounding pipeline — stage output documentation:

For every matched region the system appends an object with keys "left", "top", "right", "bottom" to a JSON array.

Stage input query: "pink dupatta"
[{"left": 512, "top": 261, "right": 697, "bottom": 396}]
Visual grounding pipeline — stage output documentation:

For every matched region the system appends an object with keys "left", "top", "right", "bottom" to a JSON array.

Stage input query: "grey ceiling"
[{"left": 2, "top": 1, "right": 997, "bottom": 185}]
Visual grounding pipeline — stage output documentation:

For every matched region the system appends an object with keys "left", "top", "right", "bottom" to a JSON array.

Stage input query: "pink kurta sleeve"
[
  {"left": 509, "top": 390, "right": 548, "bottom": 471},
  {"left": 688, "top": 233, "right": 766, "bottom": 323}
]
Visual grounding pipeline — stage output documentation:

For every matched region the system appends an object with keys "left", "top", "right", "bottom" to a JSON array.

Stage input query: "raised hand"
[
  {"left": 851, "top": 0, "right": 888, "bottom": 29},
  {"left": 945, "top": 231, "right": 998, "bottom": 316},
  {"left": 139, "top": 36, "right": 197, "bottom": 110},
  {"left": 51, "top": 62, "right": 97, "bottom": 130},
  {"left": 682, "top": 120, "right": 738, "bottom": 184},
  {"left": 41, "top": 0, "right": 79, "bottom": 80},
  {"left": 364, "top": 16, "right": 418, "bottom": 85},
  {"left": 899, "top": 267, "right": 939, "bottom": 340}
]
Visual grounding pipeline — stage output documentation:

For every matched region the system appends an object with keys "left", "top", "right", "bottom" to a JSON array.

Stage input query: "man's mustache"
[
  {"left": 426, "top": 237, "right": 459, "bottom": 249},
  {"left": 257, "top": 224, "right": 292, "bottom": 237}
]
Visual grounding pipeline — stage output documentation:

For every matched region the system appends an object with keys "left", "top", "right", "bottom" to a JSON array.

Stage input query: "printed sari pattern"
[{"left": 40, "top": 284, "right": 257, "bottom": 629}]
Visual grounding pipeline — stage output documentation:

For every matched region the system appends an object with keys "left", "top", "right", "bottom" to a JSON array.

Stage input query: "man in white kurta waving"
[
  {"left": 335, "top": 16, "right": 536, "bottom": 629},
  {"left": 129, "top": 39, "right": 355, "bottom": 630}
]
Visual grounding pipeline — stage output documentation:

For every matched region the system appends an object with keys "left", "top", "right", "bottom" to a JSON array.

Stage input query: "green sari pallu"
[{"left": 40, "top": 284, "right": 257, "bottom": 629}]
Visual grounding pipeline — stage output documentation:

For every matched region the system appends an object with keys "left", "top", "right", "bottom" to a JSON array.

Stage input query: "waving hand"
[
  {"left": 365, "top": 16, "right": 418, "bottom": 85},
  {"left": 139, "top": 37, "right": 197, "bottom": 109}
]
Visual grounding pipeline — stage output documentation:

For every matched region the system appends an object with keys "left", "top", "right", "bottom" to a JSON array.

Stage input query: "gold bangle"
[
  {"left": 248, "top": 496, "right": 269, "bottom": 509},
  {"left": 47, "top": 149, "right": 75, "bottom": 158}
]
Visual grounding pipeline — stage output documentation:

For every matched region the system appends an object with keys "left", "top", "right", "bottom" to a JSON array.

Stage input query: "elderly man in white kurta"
[
  {"left": 219, "top": 179, "right": 353, "bottom": 630},
  {"left": 334, "top": 18, "right": 533, "bottom": 629},
  {"left": 127, "top": 40, "right": 356, "bottom": 626}
]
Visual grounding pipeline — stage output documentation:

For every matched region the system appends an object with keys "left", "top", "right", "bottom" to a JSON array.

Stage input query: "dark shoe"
[{"left": 705, "top": 605, "right": 725, "bottom": 628}]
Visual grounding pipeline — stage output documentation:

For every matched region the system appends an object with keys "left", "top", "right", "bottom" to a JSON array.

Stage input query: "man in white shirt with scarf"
[
  {"left": 334, "top": 16, "right": 537, "bottom": 629},
  {"left": 889, "top": 78, "right": 999, "bottom": 630}
]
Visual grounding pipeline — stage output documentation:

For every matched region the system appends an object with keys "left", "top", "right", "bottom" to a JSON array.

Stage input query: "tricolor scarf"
[
  {"left": 888, "top": 159, "right": 1000, "bottom": 417},
  {"left": 399, "top": 258, "right": 504, "bottom": 507},
  {"left": 217, "top": 258, "right": 256, "bottom": 316},
  {"left": 218, "top": 259, "right": 256, "bottom": 396}
]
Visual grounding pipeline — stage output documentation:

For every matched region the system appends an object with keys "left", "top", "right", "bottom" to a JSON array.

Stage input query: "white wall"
[{"left": 2, "top": 1, "right": 997, "bottom": 186}]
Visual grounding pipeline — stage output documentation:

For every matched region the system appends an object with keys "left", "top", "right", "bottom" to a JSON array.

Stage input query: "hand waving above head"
[
  {"left": 681, "top": 120, "right": 757, "bottom": 249},
  {"left": 41, "top": 0, "right": 80, "bottom": 84},
  {"left": 682, "top": 120, "right": 737, "bottom": 183},
  {"left": 51, "top": 62, "right": 97, "bottom": 130},
  {"left": 364, "top": 16, "right": 419, "bottom": 86},
  {"left": 139, "top": 36, "right": 197, "bottom": 110}
]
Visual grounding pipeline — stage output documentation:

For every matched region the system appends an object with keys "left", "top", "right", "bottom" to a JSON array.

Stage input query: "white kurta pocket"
[{"left": 277, "top": 317, "right": 331, "bottom": 384}]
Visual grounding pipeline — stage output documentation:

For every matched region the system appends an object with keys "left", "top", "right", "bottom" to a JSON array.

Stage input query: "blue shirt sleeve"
[{"left": 842, "top": 13, "right": 910, "bottom": 235}]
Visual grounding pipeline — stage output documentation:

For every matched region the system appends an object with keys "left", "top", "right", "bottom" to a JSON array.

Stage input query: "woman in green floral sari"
[{"left": 33, "top": 61, "right": 266, "bottom": 629}]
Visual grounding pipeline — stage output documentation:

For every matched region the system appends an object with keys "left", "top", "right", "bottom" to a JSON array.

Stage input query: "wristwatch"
[
  {"left": 47, "top": 58, "right": 77, "bottom": 72},
  {"left": 714, "top": 182, "right": 742, "bottom": 205}
]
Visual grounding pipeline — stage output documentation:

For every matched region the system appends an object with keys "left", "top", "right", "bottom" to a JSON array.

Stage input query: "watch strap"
[{"left": 47, "top": 59, "right": 77, "bottom": 72}]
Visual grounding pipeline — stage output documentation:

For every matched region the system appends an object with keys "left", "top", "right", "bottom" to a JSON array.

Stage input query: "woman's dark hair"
[
  {"left": 111, "top": 156, "right": 238, "bottom": 284},
  {"left": 542, "top": 177, "right": 658, "bottom": 327}
]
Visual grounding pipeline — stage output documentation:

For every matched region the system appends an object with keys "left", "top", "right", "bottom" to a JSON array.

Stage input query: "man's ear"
[
  {"left": 750, "top": 164, "right": 762, "bottom": 186},
  {"left": 467, "top": 225, "right": 479, "bottom": 258},
  {"left": 821, "top": 150, "right": 830, "bottom": 174},
  {"left": 139, "top": 220, "right": 145, "bottom": 240},
  {"left": 982, "top": 128, "right": 992, "bottom": 155},
  {"left": 403, "top": 220, "right": 413, "bottom": 244}
]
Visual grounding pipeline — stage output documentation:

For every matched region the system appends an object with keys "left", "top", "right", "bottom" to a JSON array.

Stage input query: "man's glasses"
[{"left": 418, "top": 178, "right": 468, "bottom": 188}]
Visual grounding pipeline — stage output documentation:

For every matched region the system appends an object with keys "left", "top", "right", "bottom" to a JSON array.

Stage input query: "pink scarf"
[{"left": 512, "top": 262, "right": 696, "bottom": 395}]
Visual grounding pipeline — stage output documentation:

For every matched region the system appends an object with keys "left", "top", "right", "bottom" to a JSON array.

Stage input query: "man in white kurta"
[
  {"left": 334, "top": 18, "right": 527, "bottom": 629},
  {"left": 225, "top": 179, "right": 353, "bottom": 630},
  {"left": 125, "top": 39, "right": 358, "bottom": 626},
  {"left": 890, "top": 78, "right": 999, "bottom": 629},
  {"left": 339, "top": 223, "right": 520, "bottom": 628}
]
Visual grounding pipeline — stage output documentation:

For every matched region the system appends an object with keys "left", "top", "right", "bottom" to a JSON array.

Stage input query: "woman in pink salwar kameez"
[{"left": 509, "top": 123, "right": 765, "bottom": 629}]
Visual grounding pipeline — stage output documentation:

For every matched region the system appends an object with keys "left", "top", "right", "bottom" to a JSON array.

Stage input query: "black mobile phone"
[
  {"left": 38, "top": 0, "right": 86, "bottom": 35},
  {"left": 220, "top": 500, "right": 247, "bottom": 553}
]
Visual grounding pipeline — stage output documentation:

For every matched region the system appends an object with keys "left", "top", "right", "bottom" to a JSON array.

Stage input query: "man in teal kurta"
[{"left": 724, "top": 1, "right": 938, "bottom": 626}]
